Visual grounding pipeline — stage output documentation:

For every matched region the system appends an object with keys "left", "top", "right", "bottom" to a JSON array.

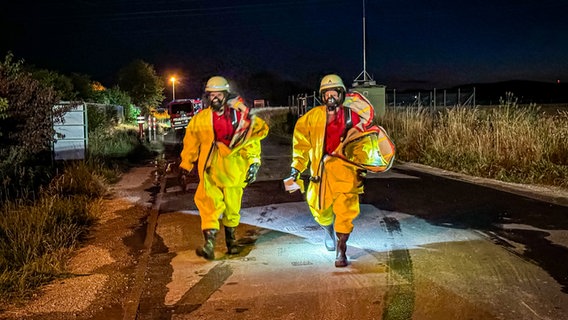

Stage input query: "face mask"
[
  {"left": 326, "top": 96, "right": 338, "bottom": 111},
  {"left": 211, "top": 97, "right": 223, "bottom": 111}
]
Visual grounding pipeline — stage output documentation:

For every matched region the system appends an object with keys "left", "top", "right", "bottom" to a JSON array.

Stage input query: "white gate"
[{"left": 53, "top": 102, "right": 88, "bottom": 160}]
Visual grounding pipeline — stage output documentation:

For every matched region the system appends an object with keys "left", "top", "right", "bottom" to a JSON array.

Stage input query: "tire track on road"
[{"left": 381, "top": 215, "right": 416, "bottom": 320}]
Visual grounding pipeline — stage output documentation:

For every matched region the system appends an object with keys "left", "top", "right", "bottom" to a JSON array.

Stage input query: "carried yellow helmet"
[
  {"left": 205, "top": 76, "right": 230, "bottom": 92},
  {"left": 319, "top": 74, "right": 346, "bottom": 95}
]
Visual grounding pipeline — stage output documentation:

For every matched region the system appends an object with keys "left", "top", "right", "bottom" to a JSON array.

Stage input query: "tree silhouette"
[{"left": 117, "top": 59, "right": 165, "bottom": 114}]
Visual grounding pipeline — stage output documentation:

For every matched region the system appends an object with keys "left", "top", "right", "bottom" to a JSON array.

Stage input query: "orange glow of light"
[
  {"left": 91, "top": 81, "right": 105, "bottom": 91},
  {"left": 170, "top": 77, "right": 177, "bottom": 83}
]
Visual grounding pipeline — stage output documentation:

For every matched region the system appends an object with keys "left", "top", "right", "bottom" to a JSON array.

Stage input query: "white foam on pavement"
[{"left": 180, "top": 202, "right": 482, "bottom": 253}]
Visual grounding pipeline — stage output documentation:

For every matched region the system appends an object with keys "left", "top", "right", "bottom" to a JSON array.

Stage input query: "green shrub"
[
  {"left": 45, "top": 162, "right": 108, "bottom": 199},
  {"left": 87, "top": 104, "right": 114, "bottom": 132},
  {"left": 88, "top": 124, "right": 144, "bottom": 159},
  {"left": 0, "top": 150, "right": 54, "bottom": 203},
  {"left": 0, "top": 53, "right": 76, "bottom": 203},
  {"left": 0, "top": 52, "right": 66, "bottom": 158}
]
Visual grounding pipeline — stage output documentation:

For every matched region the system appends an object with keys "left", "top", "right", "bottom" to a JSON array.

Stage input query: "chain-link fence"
[
  {"left": 288, "top": 87, "right": 476, "bottom": 116},
  {"left": 386, "top": 88, "right": 476, "bottom": 109}
]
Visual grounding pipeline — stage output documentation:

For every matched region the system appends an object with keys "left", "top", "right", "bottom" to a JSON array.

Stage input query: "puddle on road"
[
  {"left": 490, "top": 227, "right": 568, "bottom": 294},
  {"left": 123, "top": 217, "right": 148, "bottom": 255}
]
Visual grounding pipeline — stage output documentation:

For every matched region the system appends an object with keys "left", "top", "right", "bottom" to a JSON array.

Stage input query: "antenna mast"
[{"left": 354, "top": 0, "right": 374, "bottom": 86}]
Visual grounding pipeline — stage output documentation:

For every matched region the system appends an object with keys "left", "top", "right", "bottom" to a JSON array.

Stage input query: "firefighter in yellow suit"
[
  {"left": 180, "top": 76, "right": 269, "bottom": 260},
  {"left": 288, "top": 74, "right": 393, "bottom": 267}
]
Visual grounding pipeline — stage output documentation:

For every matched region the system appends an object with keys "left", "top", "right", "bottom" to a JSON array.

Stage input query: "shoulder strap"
[
  {"left": 344, "top": 106, "right": 352, "bottom": 129},
  {"left": 231, "top": 108, "right": 238, "bottom": 130},
  {"left": 342, "top": 106, "right": 352, "bottom": 140}
]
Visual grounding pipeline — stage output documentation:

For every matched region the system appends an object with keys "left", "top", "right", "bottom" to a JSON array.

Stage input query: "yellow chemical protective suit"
[
  {"left": 291, "top": 92, "right": 394, "bottom": 234},
  {"left": 180, "top": 98, "right": 269, "bottom": 230}
]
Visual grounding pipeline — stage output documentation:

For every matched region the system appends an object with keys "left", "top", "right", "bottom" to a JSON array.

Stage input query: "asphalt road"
[{"left": 133, "top": 132, "right": 568, "bottom": 320}]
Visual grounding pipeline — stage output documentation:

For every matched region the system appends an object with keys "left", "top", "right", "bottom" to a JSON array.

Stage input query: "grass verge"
[{"left": 0, "top": 125, "right": 150, "bottom": 302}]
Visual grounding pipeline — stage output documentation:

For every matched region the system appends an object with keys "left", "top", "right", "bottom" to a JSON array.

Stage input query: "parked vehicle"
[{"left": 167, "top": 99, "right": 195, "bottom": 130}]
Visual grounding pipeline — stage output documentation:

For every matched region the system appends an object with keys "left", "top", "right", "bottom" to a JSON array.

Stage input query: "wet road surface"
[{"left": 132, "top": 132, "right": 568, "bottom": 320}]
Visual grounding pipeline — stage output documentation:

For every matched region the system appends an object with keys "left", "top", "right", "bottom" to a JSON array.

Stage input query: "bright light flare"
[{"left": 170, "top": 76, "right": 177, "bottom": 100}]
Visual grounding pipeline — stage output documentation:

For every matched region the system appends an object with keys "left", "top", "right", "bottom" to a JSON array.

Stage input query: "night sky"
[{"left": 1, "top": 0, "right": 567, "bottom": 97}]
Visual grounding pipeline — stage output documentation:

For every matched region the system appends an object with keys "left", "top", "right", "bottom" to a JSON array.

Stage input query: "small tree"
[
  {"left": 117, "top": 59, "right": 165, "bottom": 115},
  {"left": 0, "top": 53, "right": 67, "bottom": 155},
  {"left": 30, "top": 69, "right": 76, "bottom": 101},
  {"left": 70, "top": 73, "right": 98, "bottom": 102}
]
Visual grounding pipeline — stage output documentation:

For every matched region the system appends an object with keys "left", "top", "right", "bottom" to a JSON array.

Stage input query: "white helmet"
[
  {"left": 319, "top": 74, "right": 346, "bottom": 108},
  {"left": 319, "top": 74, "right": 346, "bottom": 95},
  {"left": 205, "top": 76, "right": 230, "bottom": 93}
]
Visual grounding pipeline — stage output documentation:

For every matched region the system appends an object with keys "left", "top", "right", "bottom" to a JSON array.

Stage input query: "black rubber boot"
[
  {"left": 224, "top": 226, "right": 243, "bottom": 254},
  {"left": 335, "top": 232, "right": 350, "bottom": 268},
  {"left": 322, "top": 224, "right": 336, "bottom": 251},
  {"left": 196, "top": 229, "right": 217, "bottom": 260}
]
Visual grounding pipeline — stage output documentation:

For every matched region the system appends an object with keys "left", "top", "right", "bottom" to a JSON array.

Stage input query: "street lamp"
[{"left": 170, "top": 76, "right": 176, "bottom": 100}]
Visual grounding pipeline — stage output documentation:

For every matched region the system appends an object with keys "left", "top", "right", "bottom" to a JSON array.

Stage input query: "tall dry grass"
[
  {"left": 252, "top": 106, "right": 295, "bottom": 137},
  {"left": 0, "top": 161, "right": 111, "bottom": 300},
  {"left": 381, "top": 93, "right": 568, "bottom": 187},
  {"left": 88, "top": 124, "right": 142, "bottom": 159}
]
